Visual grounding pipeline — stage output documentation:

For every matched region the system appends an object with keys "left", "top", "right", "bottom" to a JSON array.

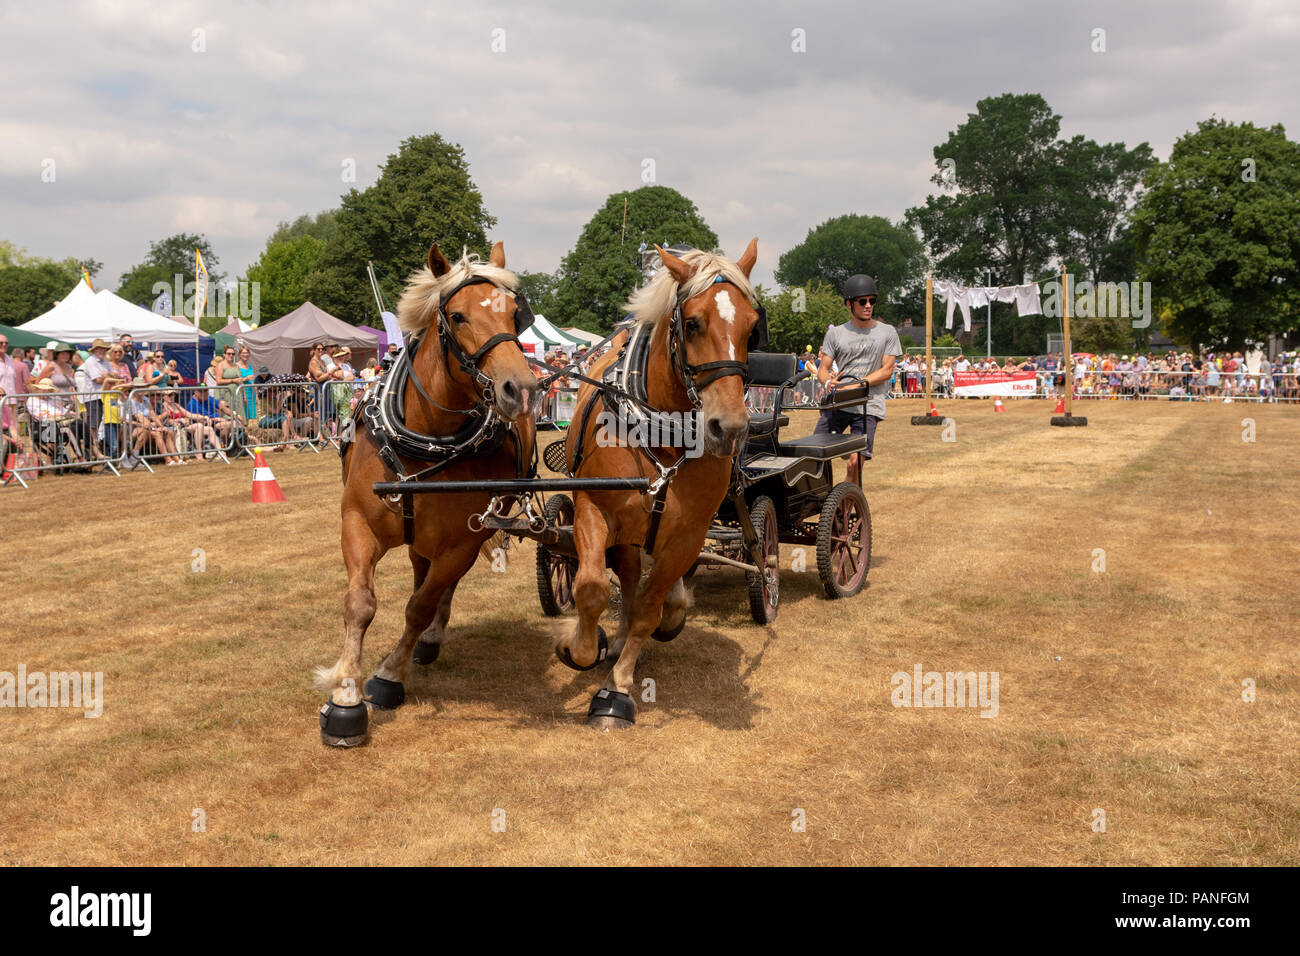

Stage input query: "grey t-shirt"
[{"left": 820, "top": 320, "right": 903, "bottom": 419}]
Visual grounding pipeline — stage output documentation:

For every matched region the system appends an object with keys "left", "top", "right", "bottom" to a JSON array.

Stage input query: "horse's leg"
[
  {"left": 315, "top": 509, "right": 386, "bottom": 747},
  {"left": 366, "top": 546, "right": 477, "bottom": 707},
  {"left": 651, "top": 575, "right": 689, "bottom": 643},
  {"left": 589, "top": 543, "right": 694, "bottom": 730},
  {"left": 606, "top": 544, "right": 640, "bottom": 659},
  {"left": 413, "top": 580, "right": 456, "bottom": 665},
  {"left": 554, "top": 499, "right": 612, "bottom": 671}
]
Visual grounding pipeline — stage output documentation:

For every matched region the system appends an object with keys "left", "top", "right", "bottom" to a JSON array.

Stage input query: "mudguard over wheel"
[
  {"left": 816, "top": 482, "right": 871, "bottom": 598},
  {"left": 746, "top": 495, "right": 780, "bottom": 623},
  {"left": 537, "top": 494, "right": 577, "bottom": 616}
]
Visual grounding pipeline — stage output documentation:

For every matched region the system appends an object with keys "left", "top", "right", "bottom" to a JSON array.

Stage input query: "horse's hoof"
[
  {"left": 412, "top": 640, "right": 440, "bottom": 665},
  {"left": 319, "top": 700, "right": 369, "bottom": 747},
  {"left": 364, "top": 675, "right": 405, "bottom": 709},
  {"left": 556, "top": 626, "right": 608, "bottom": 672},
  {"left": 651, "top": 616, "right": 686, "bottom": 643},
  {"left": 586, "top": 688, "right": 635, "bottom": 730}
]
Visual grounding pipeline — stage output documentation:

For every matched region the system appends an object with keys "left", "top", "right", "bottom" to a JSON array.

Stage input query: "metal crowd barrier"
[
  {"left": 121, "top": 383, "right": 241, "bottom": 471},
  {"left": 1, "top": 388, "right": 125, "bottom": 486},
  {"left": 318, "top": 379, "right": 368, "bottom": 449},
  {"left": 537, "top": 386, "right": 579, "bottom": 429},
  {"left": 236, "top": 381, "right": 323, "bottom": 455}
]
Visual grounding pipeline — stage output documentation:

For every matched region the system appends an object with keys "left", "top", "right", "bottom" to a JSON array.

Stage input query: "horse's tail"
[{"left": 480, "top": 531, "right": 504, "bottom": 562}]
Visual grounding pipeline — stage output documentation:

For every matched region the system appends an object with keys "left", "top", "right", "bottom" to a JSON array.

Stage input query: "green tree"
[
  {"left": 0, "top": 259, "right": 83, "bottom": 325},
  {"left": 117, "top": 233, "right": 221, "bottom": 308},
  {"left": 1052, "top": 137, "right": 1154, "bottom": 281},
  {"left": 245, "top": 235, "right": 326, "bottom": 324},
  {"left": 906, "top": 93, "right": 1063, "bottom": 287},
  {"left": 268, "top": 210, "right": 339, "bottom": 247},
  {"left": 1132, "top": 118, "right": 1300, "bottom": 350},
  {"left": 304, "top": 134, "right": 496, "bottom": 325},
  {"left": 515, "top": 269, "right": 559, "bottom": 321},
  {"left": 775, "top": 214, "right": 926, "bottom": 323},
  {"left": 549, "top": 186, "right": 719, "bottom": 332},
  {"left": 759, "top": 280, "right": 848, "bottom": 354}
]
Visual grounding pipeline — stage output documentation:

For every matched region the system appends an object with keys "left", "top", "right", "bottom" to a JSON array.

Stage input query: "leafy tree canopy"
[
  {"left": 549, "top": 186, "right": 719, "bottom": 332},
  {"left": 775, "top": 213, "right": 926, "bottom": 323},
  {"left": 1132, "top": 118, "right": 1300, "bottom": 350},
  {"left": 304, "top": 134, "right": 496, "bottom": 324}
]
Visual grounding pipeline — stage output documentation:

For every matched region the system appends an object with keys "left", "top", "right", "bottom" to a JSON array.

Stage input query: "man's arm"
[
  {"left": 817, "top": 353, "right": 836, "bottom": 387},
  {"left": 863, "top": 353, "right": 898, "bottom": 388}
]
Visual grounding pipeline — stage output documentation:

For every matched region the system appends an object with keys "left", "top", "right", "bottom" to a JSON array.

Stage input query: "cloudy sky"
[{"left": 2, "top": 0, "right": 1296, "bottom": 299}]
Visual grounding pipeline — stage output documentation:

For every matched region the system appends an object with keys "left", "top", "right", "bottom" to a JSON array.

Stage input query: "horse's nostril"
[
  {"left": 502, "top": 380, "right": 518, "bottom": 400},
  {"left": 707, "top": 418, "right": 726, "bottom": 442}
]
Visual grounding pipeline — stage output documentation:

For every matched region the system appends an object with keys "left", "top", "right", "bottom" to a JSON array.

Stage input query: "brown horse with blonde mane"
[
  {"left": 316, "top": 241, "right": 538, "bottom": 747},
  {"left": 556, "top": 240, "right": 763, "bottom": 729}
]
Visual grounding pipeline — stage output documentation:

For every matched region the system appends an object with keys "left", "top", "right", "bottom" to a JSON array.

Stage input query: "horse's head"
[
  {"left": 399, "top": 241, "right": 540, "bottom": 422},
  {"left": 654, "top": 238, "right": 762, "bottom": 458}
]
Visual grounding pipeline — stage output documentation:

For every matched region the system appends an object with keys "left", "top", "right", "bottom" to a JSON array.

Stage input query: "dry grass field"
[{"left": 2, "top": 399, "right": 1297, "bottom": 866}]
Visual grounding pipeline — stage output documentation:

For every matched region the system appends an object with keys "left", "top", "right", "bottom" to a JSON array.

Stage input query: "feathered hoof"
[
  {"left": 319, "top": 700, "right": 369, "bottom": 747},
  {"left": 412, "top": 640, "right": 440, "bottom": 665},
  {"left": 651, "top": 616, "right": 685, "bottom": 643},
  {"left": 556, "top": 626, "right": 608, "bottom": 672},
  {"left": 586, "top": 688, "right": 635, "bottom": 731},
  {"left": 364, "top": 675, "right": 405, "bottom": 709}
]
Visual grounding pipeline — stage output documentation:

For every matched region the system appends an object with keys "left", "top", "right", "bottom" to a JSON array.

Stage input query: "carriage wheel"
[
  {"left": 536, "top": 494, "right": 578, "bottom": 616},
  {"left": 816, "top": 482, "right": 871, "bottom": 599},
  {"left": 746, "top": 496, "right": 780, "bottom": 624}
]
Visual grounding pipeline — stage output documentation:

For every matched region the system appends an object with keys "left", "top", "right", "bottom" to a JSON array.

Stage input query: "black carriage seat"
[
  {"left": 776, "top": 431, "right": 871, "bottom": 460},
  {"left": 745, "top": 353, "right": 797, "bottom": 438}
]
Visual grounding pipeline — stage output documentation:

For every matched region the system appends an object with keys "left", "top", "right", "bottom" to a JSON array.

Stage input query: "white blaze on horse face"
[{"left": 714, "top": 289, "right": 737, "bottom": 360}]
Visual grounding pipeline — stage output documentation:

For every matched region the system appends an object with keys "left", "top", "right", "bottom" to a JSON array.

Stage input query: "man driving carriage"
[{"left": 815, "top": 274, "right": 903, "bottom": 485}]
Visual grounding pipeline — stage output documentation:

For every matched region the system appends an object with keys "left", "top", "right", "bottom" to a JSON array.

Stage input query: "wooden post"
[
  {"left": 1061, "top": 268, "right": 1072, "bottom": 416},
  {"left": 924, "top": 276, "right": 933, "bottom": 406}
]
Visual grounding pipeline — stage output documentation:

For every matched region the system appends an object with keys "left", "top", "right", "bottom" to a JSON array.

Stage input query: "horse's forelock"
[
  {"left": 396, "top": 253, "right": 519, "bottom": 333},
  {"left": 624, "top": 250, "right": 757, "bottom": 332}
]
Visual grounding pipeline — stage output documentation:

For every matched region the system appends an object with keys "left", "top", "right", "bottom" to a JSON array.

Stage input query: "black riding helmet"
[{"left": 843, "top": 274, "right": 878, "bottom": 300}]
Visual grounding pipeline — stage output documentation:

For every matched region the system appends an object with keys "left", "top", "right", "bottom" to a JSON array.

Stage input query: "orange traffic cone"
[
  {"left": 1052, "top": 396, "right": 1066, "bottom": 414},
  {"left": 993, "top": 398, "right": 1006, "bottom": 413},
  {"left": 928, "top": 402, "right": 939, "bottom": 417},
  {"left": 251, "top": 448, "right": 286, "bottom": 503}
]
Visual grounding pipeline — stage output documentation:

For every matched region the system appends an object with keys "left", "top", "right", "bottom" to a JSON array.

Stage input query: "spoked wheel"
[
  {"left": 537, "top": 494, "right": 577, "bottom": 616},
  {"left": 746, "top": 495, "right": 780, "bottom": 623},
  {"left": 816, "top": 482, "right": 872, "bottom": 598}
]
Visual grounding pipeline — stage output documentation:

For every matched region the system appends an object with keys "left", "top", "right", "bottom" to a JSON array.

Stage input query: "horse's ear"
[
  {"left": 489, "top": 241, "right": 506, "bottom": 269},
  {"left": 736, "top": 237, "right": 759, "bottom": 279},
  {"left": 427, "top": 243, "right": 451, "bottom": 277},
  {"left": 656, "top": 245, "right": 694, "bottom": 285}
]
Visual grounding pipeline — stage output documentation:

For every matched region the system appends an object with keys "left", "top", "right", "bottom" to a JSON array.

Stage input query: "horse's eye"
[
  {"left": 451, "top": 312, "right": 467, "bottom": 324},
  {"left": 685, "top": 318, "right": 700, "bottom": 334}
]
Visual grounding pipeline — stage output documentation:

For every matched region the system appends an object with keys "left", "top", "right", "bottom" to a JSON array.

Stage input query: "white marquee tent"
[
  {"left": 17, "top": 280, "right": 210, "bottom": 343},
  {"left": 520, "top": 314, "right": 582, "bottom": 354}
]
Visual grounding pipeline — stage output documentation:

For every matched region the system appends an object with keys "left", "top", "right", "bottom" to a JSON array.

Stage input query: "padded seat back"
[{"left": 747, "top": 352, "right": 797, "bottom": 387}]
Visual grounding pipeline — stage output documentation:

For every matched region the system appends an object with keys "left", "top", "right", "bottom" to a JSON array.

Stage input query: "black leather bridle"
[
  {"left": 668, "top": 276, "right": 768, "bottom": 408},
  {"left": 434, "top": 275, "right": 535, "bottom": 411}
]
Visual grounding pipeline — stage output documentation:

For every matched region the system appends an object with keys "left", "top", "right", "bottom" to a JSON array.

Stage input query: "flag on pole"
[
  {"left": 152, "top": 287, "right": 172, "bottom": 317},
  {"left": 82, "top": 269, "right": 94, "bottom": 291},
  {"left": 194, "top": 249, "right": 210, "bottom": 328}
]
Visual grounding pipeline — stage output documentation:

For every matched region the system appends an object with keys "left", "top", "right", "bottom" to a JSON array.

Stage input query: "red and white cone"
[
  {"left": 928, "top": 402, "right": 939, "bottom": 417},
  {"left": 1053, "top": 397, "right": 1066, "bottom": 414},
  {"left": 251, "top": 448, "right": 286, "bottom": 503},
  {"left": 993, "top": 398, "right": 1006, "bottom": 413}
]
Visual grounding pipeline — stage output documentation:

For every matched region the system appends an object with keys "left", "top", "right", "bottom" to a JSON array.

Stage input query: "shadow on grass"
[{"left": 396, "top": 612, "right": 765, "bottom": 733}]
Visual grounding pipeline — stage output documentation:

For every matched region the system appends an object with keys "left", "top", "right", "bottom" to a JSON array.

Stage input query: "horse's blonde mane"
[
  {"left": 396, "top": 251, "right": 519, "bottom": 332},
  {"left": 625, "top": 249, "right": 757, "bottom": 329}
]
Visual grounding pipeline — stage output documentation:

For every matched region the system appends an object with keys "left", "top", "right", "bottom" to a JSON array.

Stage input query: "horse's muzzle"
[
  {"left": 703, "top": 412, "right": 748, "bottom": 458},
  {"left": 495, "top": 374, "right": 540, "bottom": 421}
]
